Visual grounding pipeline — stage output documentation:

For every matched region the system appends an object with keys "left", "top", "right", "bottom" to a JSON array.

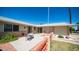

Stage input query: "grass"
[
  {"left": 50, "top": 40, "right": 79, "bottom": 51},
  {"left": 0, "top": 33, "right": 17, "bottom": 44}
]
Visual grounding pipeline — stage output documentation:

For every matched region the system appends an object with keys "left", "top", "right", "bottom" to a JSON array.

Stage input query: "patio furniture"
[
  {"left": 27, "top": 33, "right": 34, "bottom": 40},
  {"left": 65, "top": 36, "right": 70, "bottom": 39}
]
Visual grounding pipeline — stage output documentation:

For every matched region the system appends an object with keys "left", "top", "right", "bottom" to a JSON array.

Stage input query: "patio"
[{"left": 10, "top": 34, "right": 49, "bottom": 51}]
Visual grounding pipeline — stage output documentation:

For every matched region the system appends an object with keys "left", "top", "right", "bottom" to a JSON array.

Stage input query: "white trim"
[{"left": 0, "top": 16, "right": 77, "bottom": 27}]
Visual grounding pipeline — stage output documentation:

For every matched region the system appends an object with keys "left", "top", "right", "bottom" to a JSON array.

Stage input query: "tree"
[
  {"left": 67, "top": 26, "right": 75, "bottom": 33},
  {"left": 72, "top": 27, "right": 75, "bottom": 32}
]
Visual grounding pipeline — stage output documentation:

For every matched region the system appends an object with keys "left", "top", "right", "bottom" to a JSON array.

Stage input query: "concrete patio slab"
[{"left": 10, "top": 34, "right": 44, "bottom": 51}]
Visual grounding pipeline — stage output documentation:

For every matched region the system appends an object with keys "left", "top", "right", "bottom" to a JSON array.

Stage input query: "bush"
[
  {"left": 58, "top": 35, "right": 64, "bottom": 38},
  {"left": 0, "top": 33, "right": 17, "bottom": 44}
]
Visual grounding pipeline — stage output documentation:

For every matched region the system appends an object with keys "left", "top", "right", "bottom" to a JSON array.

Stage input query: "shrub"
[
  {"left": 0, "top": 33, "right": 17, "bottom": 44},
  {"left": 58, "top": 35, "right": 64, "bottom": 38}
]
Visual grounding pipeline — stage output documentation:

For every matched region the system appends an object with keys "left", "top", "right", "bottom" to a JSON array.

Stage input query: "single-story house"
[
  {"left": 0, "top": 16, "right": 75, "bottom": 36},
  {"left": 38, "top": 23, "right": 74, "bottom": 35},
  {"left": 0, "top": 16, "right": 42, "bottom": 36}
]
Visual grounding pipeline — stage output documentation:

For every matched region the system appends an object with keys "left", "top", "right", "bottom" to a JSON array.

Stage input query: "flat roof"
[
  {"left": 0, "top": 16, "right": 76, "bottom": 27},
  {"left": 0, "top": 16, "right": 35, "bottom": 26},
  {"left": 37, "top": 23, "right": 76, "bottom": 27}
]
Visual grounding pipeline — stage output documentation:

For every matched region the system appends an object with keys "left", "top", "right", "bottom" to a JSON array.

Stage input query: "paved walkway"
[{"left": 10, "top": 34, "right": 44, "bottom": 51}]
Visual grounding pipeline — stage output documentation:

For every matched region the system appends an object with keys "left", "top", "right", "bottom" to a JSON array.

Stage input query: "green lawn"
[{"left": 50, "top": 40, "right": 79, "bottom": 51}]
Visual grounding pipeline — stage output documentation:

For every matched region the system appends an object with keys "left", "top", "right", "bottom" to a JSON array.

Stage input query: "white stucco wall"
[
  {"left": 42, "top": 26, "right": 68, "bottom": 35},
  {"left": 19, "top": 25, "right": 28, "bottom": 33},
  {"left": 42, "top": 27, "right": 54, "bottom": 33},
  {"left": 54, "top": 26, "right": 68, "bottom": 35}
]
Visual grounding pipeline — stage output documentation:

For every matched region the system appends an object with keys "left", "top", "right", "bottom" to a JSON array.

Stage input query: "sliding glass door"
[
  {"left": 28, "top": 26, "right": 32, "bottom": 33},
  {"left": 4, "top": 24, "right": 19, "bottom": 32},
  {"left": 4, "top": 24, "right": 12, "bottom": 32},
  {"left": 13, "top": 25, "right": 19, "bottom": 31}
]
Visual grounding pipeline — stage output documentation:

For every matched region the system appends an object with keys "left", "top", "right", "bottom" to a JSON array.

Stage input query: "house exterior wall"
[
  {"left": 31, "top": 27, "right": 39, "bottom": 33},
  {"left": 42, "top": 26, "right": 69, "bottom": 35},
  {"left": 42, "top": 27, "right": 54, "bottom": 33},
  {"left": 0, "top": 20, "right": 69, "bottom": 36},
  {"left": 19, "top": 25, "right": 28, "bottom": 33},
  {"left": 0, "top": 21, "right": 29, "bottom": 36},
  {"left": 35, "top": 27, "right": 39, "bottom": 33},
  {"left": 32, "top": 27, "right": 36, "bottom": 33},
  {"left": 42, "top": 27, "right": 49, "bottom": 33},
  {"left": 54, "top": 26, "right": 68, "bottom": 35}
]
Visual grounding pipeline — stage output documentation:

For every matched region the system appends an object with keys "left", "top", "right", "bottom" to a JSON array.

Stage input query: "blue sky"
[
  {"left": 50, "top": 7, "right": 79, "bottom": 24},
  {"left": 0, "top": 7, "right": 79, "bottom": 24},
  {"left": 0, "top": 7, "right": 48, "bottom": 24}
]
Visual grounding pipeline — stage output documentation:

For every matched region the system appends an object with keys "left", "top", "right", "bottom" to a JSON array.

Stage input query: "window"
[
  {"left": 4, "top": 24, "right": 12, "bottom": 32},
  {"left": 28, "top": 26, "right": 32, "bottom": 33},
  {"left": 38, "top": 27, "right": 39, "bottom": 33},
  {"left": 39, "top": 27, "right": 42, "bottom": 33},
  {"left": 24, "top": 27, "right": 26, "bottom": 29},
  {"left": 34, "top": 27, "right": 36, "bottom": 30},
  {"left": 13, "top": 25, "right": 19, "bottom": 31},
  {"left": 38, "top": 27, "right": 42, "bottom": 33}
]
